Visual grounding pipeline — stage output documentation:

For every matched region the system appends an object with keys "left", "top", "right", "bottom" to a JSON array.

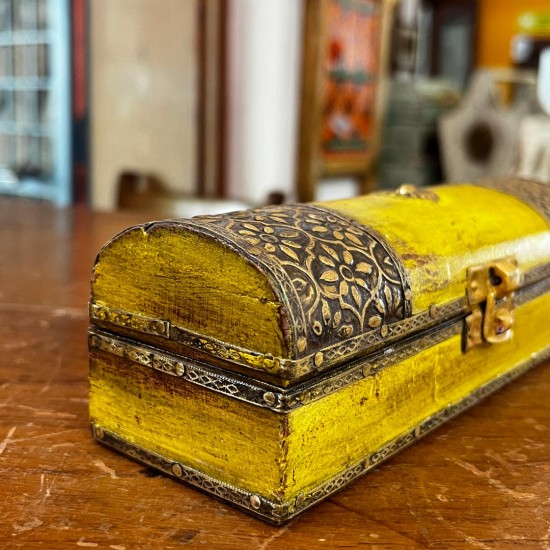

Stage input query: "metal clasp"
[{"left": 464, "top": 257, "right": 521, "bottom": 351}]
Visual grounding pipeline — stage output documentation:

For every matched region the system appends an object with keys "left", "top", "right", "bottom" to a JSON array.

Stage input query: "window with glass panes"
[{"left": 0, "top": 0, "right": 70, "bottom": 205}]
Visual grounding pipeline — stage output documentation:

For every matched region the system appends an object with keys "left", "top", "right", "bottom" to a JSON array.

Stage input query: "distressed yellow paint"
[
  {"left": 283, "top": 291, "right": 550, "bottom": 500},
  {"left": 89, "top": 352, "right": 288, "bottom": 499},
  {"left": 92, "top": 225, "right": 287, "bottom": 357},
  {"left": 89, "top": 291, "right": 550, "bottom": 504},
  {"left": 322, "top": 185, "right": 550, "bottom": 312}
]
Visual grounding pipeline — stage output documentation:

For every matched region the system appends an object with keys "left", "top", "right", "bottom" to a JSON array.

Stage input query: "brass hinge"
[{"left": 464, "top": 257, "right": 522, "bottom": 352}]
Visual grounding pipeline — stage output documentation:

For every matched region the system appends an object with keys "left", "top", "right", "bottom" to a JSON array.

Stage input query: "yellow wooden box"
[{"left": 88, "top": 179, "right": 550, "bottom": 524}]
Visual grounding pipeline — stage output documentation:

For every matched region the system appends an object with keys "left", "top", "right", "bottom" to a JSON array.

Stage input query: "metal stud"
[
  {"left": 153, "top": 320, "right": 166, "bottom": 334},
  {"left": 250, "top": 494, "right": 262, "bottom": 510},
  {"left": 175, "top": 362, "right": 185, "bottom": 377},
  {"left": 172, "top": 463, "right": 183, "bottom": 477},
  {"left": 263, "top": 392, "right": 276, "bottom": 406},
  {"left": 314, "top": 352, "right": 324, "bottom": 367}
]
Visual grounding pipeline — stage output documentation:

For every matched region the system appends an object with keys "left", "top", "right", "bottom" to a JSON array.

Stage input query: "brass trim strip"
[
  {"left": 89, "top": 321, "right": 462, "bottom": 413},
  {"left": 91, "top": 344, "right": 548, "bottom": 525},
  {"left": 89, "top": 300, "right": 465, "bottom": 380},
  {"left": 91, "top": 423, "right": 283, "bottom": 524},
  {"left": 89, "top": 262, "right": 550, "bottom": 381},
  {"left": 89, "top": 330, "right": 278, "bottom": 409},
  {"left": 89, "top": 304, "right": 170, "bottom": 339}
]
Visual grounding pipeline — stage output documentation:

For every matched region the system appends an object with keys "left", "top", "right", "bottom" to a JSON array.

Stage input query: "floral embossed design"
[{"left": 191, "top": 205, "right": 411, "bottom": 357}]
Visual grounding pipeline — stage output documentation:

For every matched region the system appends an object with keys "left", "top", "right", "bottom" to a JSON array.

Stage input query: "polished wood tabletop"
[{"left": 0, "top": 197, "right": 549, "bottom": 549}]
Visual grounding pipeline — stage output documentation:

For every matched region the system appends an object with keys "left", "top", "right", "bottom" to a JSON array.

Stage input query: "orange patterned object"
[{"left": 321, "top": 0, "right": 381, "bottom": 165}]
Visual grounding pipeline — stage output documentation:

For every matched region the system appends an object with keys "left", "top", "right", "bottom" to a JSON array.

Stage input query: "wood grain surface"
[{"left": 0, "top": 197, "right": 549, "bottom": 549}]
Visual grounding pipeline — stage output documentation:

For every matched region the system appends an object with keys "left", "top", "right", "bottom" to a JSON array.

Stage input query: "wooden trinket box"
[{"left": 89, "top": 179, "right": 550, "bottom": 524}]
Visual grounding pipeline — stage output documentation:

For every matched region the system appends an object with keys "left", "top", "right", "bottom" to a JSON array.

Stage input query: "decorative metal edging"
[
  {"left": 89, "top": 299, "right": 466, "bottom": 381},
  {"left": 89, "top": 320, "right": 462, "bottom": 413},
  {"left": 282, "top": 320, "right": 462, "bottom": 410},
  {"left": 91, "top": 343, "right": 548, "bottom": 524},
  {"left": 89, "top": 330, "right": 281, "bottom": 411},
  {"left": 90, "top": 424, "right": 281, "bottom": 524},
  {"left": 89, "top": 261, "right": 550, "bottom": 382},
  {"left": 89, "top": 303, "right": 170, "bottom": 340}
]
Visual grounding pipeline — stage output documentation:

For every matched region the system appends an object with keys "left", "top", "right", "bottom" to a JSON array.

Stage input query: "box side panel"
[
  {"left": 92, "top": 225, "right": 288, "bottom": 357},
  {"left": 284, "top": 291, "right": 550, "bottom": 501},
  {"left": 323, "top": 185, "right": 550, "bottom": 312},
  {"left": 89, "top": 352, "right": 286, "bottom": 500}
]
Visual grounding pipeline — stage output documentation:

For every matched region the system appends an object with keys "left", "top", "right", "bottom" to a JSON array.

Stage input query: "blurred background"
[{"left": 0, "top": 0, "right": 549, "bottom": 216}]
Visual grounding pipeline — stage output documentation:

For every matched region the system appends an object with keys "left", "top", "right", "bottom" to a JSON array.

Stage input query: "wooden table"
[{"left": 1, "top": 197, "right": 549, "bottom": 549}]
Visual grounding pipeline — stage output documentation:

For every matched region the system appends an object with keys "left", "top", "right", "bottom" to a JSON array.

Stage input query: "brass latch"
[{"left": 464, "top": 257, "right": 522, "bottom": 351}]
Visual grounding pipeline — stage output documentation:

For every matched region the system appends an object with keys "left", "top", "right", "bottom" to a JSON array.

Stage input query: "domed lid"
[{"left": 90, "top": 180, "right": 550, "bottom": 386}]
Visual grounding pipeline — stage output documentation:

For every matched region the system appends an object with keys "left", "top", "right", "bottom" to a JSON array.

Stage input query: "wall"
[
  {"left": 226, "top": 0, "right": 303, "bottom": 204},
  {"left": 90, "top": 0, "right": 198, "bottom": 210},
  {"left": 477, "top": 0, "right": 550, "bottom": 67}
]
